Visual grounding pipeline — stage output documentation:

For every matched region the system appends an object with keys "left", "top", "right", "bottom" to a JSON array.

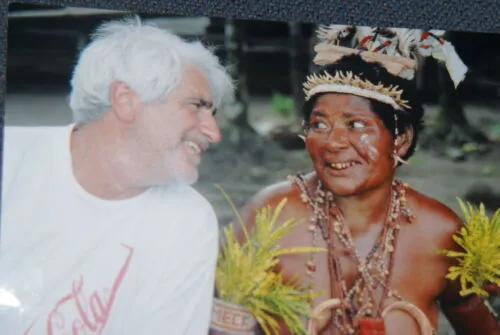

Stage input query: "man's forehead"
[
  {"left": 183, "top": 71, "right": 213, "bottom": 98},
  {"left": 184, "top": 66, "right": 209, "bottom": 85}
]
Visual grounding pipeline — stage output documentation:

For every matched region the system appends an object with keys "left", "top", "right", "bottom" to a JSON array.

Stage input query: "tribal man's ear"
[{"left": 395, "top": 126, "right": 414, "bottom": 157}]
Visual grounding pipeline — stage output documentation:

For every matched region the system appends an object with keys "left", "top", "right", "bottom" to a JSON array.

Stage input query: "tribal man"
[{"left": 235, "top": 26, "right": 500, "bottom": 335}]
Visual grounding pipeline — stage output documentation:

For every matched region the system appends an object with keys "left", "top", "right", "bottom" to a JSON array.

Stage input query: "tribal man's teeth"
[
  {"left": 328, "top": 162, "right": 357, "bottom": 170},
  {"left": 185, "top": 141, "right": 201, "bottom": 154}
]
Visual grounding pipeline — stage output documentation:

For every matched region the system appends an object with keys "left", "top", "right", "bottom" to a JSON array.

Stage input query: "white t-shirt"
[{"left": 0, "top": 124, "right": 219, "bottom": 335}]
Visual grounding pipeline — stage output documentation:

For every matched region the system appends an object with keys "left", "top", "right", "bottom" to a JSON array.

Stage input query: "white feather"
[
  {"left": 316, "top": 24, "right": 352, "bottom": 44},
  {"left": 395, "top": 29, "right": 420, "bottom": 58},
  {"left": 354, "top": 26, "right": 376, "bottom": 50}
]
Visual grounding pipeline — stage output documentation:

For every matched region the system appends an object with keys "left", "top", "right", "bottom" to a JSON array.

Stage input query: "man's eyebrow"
[
  {"left": 189, "top": 97, "right": 216, "bottom": 115},
  {"left": 189, "top": 97, "right": 214, "bottom": 109},
  {"left": 199, "top": 98, "right": 214, "bottom": 109}
]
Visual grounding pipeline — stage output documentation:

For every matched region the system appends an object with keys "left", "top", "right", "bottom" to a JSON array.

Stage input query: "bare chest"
[{"left": 278, "top": 220, "right": 442, "bottom": 334}]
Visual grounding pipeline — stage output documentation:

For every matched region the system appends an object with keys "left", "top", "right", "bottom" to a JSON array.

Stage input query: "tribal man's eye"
[
  {"left": 312, "top": 121, "right": 328, "bottom": 129},
  {"left": 349, "top": 121, "right": 366, "bottom": 129}
]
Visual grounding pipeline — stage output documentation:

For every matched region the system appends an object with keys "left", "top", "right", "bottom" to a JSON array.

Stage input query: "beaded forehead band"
[
  {"left": 303, "top": 70, "right": 410, "bottom": 111},
  {"left": 304, "top": 25, "right": 468, "bottom": 110}
]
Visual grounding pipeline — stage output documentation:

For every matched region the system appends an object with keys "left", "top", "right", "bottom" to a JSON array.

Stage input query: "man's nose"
[{"left": 200, "top": 114, "right": 221, "bottom": 143}]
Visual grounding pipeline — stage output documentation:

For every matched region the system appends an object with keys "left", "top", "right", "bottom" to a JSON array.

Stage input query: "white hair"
[{"left": 68, "top": 16, "right": 234, "bottom": 123}]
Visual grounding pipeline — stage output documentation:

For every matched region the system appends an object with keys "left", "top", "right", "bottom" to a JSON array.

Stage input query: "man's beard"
[
  {"left": 130, "top": 125, "right": 199, "bottom": 188},
  {"left": 162, "top": 145, "right": 199, "bottom": 186}
]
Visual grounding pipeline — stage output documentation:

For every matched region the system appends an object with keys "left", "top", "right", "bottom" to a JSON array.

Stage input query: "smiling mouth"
[
  {"left": 184, "top": 140, "right": 203, "bottom": 155},
  {"left": 326, "top": 161, "right": 359, "bottom": 170}
]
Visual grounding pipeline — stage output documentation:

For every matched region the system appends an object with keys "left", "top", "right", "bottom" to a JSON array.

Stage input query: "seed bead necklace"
[{"left": 288, "top": 173, "right": 416, "bottom": 334}]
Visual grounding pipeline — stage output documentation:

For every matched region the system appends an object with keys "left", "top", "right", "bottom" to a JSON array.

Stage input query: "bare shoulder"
[
  {"left": 396, "top": 187, "right": 465, "bottom": 300},
  {"left": 239, "top": 174, "right": 310, "bottom": 219},
  {"left": 406, "top": 186, "right": 462, "bottom": 251},
  {"left": 233, "top": 173, "right": 314, "bottom": 242}
]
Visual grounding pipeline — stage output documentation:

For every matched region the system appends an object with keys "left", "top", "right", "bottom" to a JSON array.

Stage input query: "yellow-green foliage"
[
  {"left": 439, "top": 197, "right": 500, "bottom": 298},
  {"left": 214, "top": 184, "right": 326, "bottom": 335}
]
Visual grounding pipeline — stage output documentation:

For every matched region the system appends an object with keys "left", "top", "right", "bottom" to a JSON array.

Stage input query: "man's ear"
[
  {"left": 395, "top": 126, "right": 414, "bottom": 158},
  {"left": 109, "top": 81, "right": 140, "bottom": 124}
]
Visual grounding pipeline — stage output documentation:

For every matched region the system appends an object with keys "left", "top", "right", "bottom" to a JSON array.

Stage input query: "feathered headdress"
[{"left": 304, "top": 25, "right": 468, "bottom": 110}]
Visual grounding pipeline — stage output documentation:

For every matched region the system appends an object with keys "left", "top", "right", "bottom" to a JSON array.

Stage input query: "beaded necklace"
[{"left": 288, "top": 173, "right": 416, "bottom": 334}]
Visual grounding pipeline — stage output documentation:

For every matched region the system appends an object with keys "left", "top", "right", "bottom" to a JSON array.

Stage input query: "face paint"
[
  {"left": 360, "top": 133, "right": 380, "bottom": 161},
  {"left": 305, "top": 93, "right": 396, "bottom": 196}
]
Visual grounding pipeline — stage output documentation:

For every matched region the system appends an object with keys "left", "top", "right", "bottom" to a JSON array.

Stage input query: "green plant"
[
  {"left": 214, "top": 184, "right": 325, "bottom": 335},
  {"left": 271, "top": 93, "right": 295, "bottom": 118},
  {"left": 489, "top": 123, "right": 500, "bottom": 141},
  {"left": 438, "top": 198, "right": 500, "bottom": 298}
]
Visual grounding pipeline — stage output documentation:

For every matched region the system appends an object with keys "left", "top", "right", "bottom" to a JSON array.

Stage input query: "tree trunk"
[
  {"left": 428, "top": 30, "right": 490, "bottom": 148},
  {"left": 288, "top": 21, "right": 305, "bottom": 119},
  {"left": 224, "top": 19, "right": 252, "bottom": 130},
  {"left": 434, "top": 60, "right": 490, "bottom": 146}
]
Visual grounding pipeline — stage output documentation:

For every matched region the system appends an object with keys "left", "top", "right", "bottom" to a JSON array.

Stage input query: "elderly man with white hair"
[{"left": 0, "top": 16, "right": 233, "bottom": 334}]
